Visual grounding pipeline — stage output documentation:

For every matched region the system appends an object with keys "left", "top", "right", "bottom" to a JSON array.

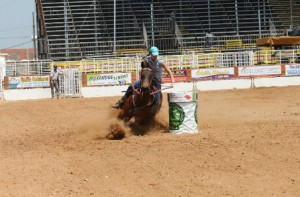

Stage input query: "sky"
[{"left": 0, "top": 0, "right": 35, "bottom": 49}]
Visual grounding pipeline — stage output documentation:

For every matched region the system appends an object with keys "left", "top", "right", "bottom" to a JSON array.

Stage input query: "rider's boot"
[{"left": 112, "top": 95, "right": 127, "bottom": 109}]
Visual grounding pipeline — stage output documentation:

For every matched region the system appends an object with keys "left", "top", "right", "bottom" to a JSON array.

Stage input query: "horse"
[{"left": 117, "top": 67, "right": 162, "bottom": 127}]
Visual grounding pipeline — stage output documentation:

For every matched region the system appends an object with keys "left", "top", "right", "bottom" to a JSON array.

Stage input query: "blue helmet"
[{"left": 149, "top": 46, "right": 159, "bottom": 56}]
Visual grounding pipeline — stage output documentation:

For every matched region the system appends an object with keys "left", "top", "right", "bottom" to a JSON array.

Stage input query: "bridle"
[
  {"left": 132, "top": 67, "right": 153, "bottom": 94},
  {"left": 131, "top": 68, "right": 155, "bottom": 110}
]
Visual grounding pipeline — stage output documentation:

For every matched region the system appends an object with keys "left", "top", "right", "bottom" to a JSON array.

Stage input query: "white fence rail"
[
  {"left": 5, "top": 60, "right": 53, "bottom": 76},
  {"left": 0, "top": 68, "right": 3, "bottom": 101},
  {"left": 4, "top": 50, "right": 300, "bottom": 76}
]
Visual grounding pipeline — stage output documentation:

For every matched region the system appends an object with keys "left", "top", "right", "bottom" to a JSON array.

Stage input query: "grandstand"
[{"left": 36, "top": 0, "right": 300, "bottom": 61}]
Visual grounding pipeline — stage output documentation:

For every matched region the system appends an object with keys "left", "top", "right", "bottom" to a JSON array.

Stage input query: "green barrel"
[{"left": 168, "top": 92, "right": 198, "bottom": 134}]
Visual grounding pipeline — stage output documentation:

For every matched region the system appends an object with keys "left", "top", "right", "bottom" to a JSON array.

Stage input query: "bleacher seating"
[
  {"left": 116, "top": 48, "right": 148, "bottom": 55},
  {"left": 225, "top": 40, "right": 244, "bottom": 50},
  {"left": 36, "top": 0, "right": 300, "bottom": 61}
]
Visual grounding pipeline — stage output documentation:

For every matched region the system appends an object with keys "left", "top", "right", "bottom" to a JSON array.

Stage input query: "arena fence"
[
  {"left": 5, "top": 60, "right": 53, "bottom": 76},
  {"left": 55, "top": 51, "right": 254, "bottom": 73},
  {"left": 59, "top": 68, "right": 82, "bottom": 98},
  {"left": 2, "top": 52, "right": 300, "bottom": 99},
  {"left": 4, "top": 50, "right": 300, "bottom": 77},
  {"left": 0, "top": 67, "right": 3, "bottom": 101}
]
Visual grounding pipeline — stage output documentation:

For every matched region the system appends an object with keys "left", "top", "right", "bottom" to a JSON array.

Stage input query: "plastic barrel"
[{"left": 168, "top": 92, "right": 198, "bottom": 134}]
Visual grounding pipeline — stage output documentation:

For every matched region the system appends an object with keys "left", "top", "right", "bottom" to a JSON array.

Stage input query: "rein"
[
  {"left": 132, "top": 88, "right": 154, "bottom": 111},
  {"left": 132, "top": 84, "right": 141, "bottom": 94},
  {"left": 150, "top": 85, "right": 173, "bottom": 95}
]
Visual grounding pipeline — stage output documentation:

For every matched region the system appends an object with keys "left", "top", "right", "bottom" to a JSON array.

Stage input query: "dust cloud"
[{"left": 76, "top": 107, "right": 169, "bottom": 140}]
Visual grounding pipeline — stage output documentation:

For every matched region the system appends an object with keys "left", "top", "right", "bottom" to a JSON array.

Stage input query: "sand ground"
[{"left": 0, "top": 86, "right": 299, "bottom": 197}]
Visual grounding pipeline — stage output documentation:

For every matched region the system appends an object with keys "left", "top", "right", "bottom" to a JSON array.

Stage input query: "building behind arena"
[{"left": 35, "top": 0, "right": 300, "bottom": 61}]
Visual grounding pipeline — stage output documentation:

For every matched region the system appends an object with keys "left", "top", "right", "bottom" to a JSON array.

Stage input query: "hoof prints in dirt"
[{"left": 106, "top": 124, "right": 126, "bottom": 140}]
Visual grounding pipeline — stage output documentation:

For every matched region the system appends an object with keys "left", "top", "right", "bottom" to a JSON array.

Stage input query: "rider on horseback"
[{"left": 112, "top": 46, "right": 175, "bottom": 114}]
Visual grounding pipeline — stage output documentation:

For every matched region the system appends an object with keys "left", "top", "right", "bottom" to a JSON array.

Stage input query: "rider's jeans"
[{"left": 152, "top": 80, "right": 161, "bottom": 106}]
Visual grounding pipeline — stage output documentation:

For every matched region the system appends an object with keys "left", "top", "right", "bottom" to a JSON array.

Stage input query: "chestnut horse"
[{"left": 117, "top": 68, "right": 162, "bottom": 126}]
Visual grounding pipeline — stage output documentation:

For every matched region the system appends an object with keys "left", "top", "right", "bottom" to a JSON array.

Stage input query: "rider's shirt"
[
  {"left": 50, "top": 70, "right": 59, "bottom": 81},
  {"left": 144, "top": 56, "right": 163, "bottom": 82}
]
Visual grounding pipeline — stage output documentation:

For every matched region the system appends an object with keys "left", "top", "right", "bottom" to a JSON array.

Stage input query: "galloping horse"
[{"left": 117, "top": 67, "right": 162, "bottom": 126}]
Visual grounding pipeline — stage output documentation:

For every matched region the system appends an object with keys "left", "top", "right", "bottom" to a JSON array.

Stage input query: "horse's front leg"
[
  {"left": 129, "top": 116, "right": 136, "bottom": 124},
  {"left": 126, "top": 116, "right": 136, "bottom": 127}
]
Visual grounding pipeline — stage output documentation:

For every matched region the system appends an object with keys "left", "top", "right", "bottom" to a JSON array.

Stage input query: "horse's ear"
[{"left": 141, "top": 61, "right": 145, "bottom": 68}]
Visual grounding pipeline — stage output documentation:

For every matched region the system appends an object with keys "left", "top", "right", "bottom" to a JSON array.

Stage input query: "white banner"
[
  {"left": 191, "top": 67, "right": 234, "bottom": 80},
  {"left": 238, "top": 65, "right": 281, "bottom": 77},
  {"left": 285, "top": 65, "right": 300, "bottom": 76},
  {"left": 8, "top": 76, "right": 50, "bottom": 89},
  {"left": 87, "top": 73, "right": 132, "bottom": 86}
]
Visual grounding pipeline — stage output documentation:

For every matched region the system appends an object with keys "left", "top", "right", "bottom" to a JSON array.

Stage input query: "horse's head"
[{"left": 140, "top": 68, "right": 153, "bottom": 89}]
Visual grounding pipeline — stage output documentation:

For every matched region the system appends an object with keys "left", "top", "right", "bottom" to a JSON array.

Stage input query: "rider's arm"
[{"left": 162, "top": 62, "right": 175, "bottom": 83}]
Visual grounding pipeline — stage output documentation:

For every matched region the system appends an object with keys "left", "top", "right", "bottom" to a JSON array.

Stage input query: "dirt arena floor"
[{"left": 0, "top": 86, "right": 299, "bottom": 196}]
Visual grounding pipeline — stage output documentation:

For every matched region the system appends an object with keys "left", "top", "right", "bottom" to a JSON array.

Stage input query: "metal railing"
[
  {"left": 37, "top": 0, "right": 298, "bottom": 60},
  {"left": 5, "top": 60, "right": 53, "bottom": 76},
  {"left": 59, "top": 68, "right": 81, "bottom": 98},
  {"left": 4, "top": 50, "right": 300, "bottom": 76},
  {"left": 0, "top": 67, "right": 3, "bottom": 100}
]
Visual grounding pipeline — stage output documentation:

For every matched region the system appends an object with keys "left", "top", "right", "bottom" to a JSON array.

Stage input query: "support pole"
[
  {"left": 258, "top": 9, "right": 261, "bottom": 38},
  {"left": 235, "top": 0, "right": 239, "bottom": 36},
  {"left": 151, "top": 1, "right": 155, "bottom": 45},
  {"left": 113, "top": 0, "right": 116, "bottom": 53},
  {"left": 64, "top": 0, "right": 69, "bottom": 59},
  {"left": 32, "top": 12, "right": 37, "bottom": 60}
]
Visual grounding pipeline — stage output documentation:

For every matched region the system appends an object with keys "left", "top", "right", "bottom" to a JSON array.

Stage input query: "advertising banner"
[
  {"left": 191, "top": 67, "right": 234, "bottom": 81},
  {"left": 86, "top": 73, "right": 132, "bottom": 86},
  {"left": 8, "top": 76, "right": 50, "bottom": 89},
  {"left": 83, "top": 64, "right": 97, "bottom": 72},
  {"left": 238, "top": 65, "right": 281, "bottom": 77},
  {"left": 162, "top": 69, "right": 187, "bottom": 82},
  {"left": 285, "top": 65, "right": 300, "bottom": 76}
]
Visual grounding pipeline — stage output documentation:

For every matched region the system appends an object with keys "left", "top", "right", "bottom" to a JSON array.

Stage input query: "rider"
[{"left": 112, "top": 46, "right": 175, "bottom": 113}]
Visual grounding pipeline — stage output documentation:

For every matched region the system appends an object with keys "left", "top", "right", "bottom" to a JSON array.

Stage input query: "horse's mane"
[{"left": 141, "top": 61, "right": 151, "bottom": 69}]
